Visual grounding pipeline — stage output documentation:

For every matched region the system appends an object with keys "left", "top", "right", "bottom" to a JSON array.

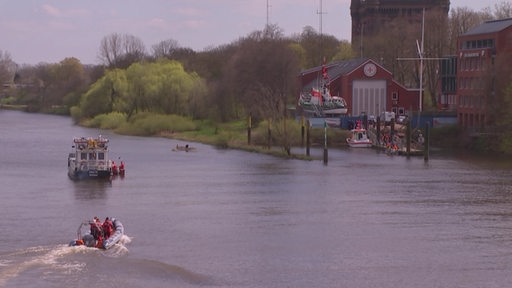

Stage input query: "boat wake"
[
  {"left": 0, "top": 235, "right": 217, "bottom": 287},
  {"left": 0, "top": 245, "right": 86, "bottom": 287},
  {"left": 0, "top": 236, "right": 132, "bottom": 287},
  {"left": 100, "top": 235, "right": 131, "bottom": 257}
]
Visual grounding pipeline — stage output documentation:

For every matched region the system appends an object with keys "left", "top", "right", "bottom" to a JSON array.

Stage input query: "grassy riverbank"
[{"left": 78, "top": 111, "right": 350, "bottom": 160}]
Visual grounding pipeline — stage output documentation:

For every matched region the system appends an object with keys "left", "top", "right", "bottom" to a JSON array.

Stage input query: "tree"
[
  {"left": 490, "top": 1, "right": 512, "bottom": 19},
  {"left": 98, "top": 33, "right": 146, "bottom": 69},
  {"left": 497, "top": 82, "right": 512, "bottom": 153},
  {"left": 74, "top": 69, "right": 127, "bottom": 120},
  {"left": 447, "top": 7, "right": 484, "bottom": 54},
  {"left": 0, "top": 50, "right": 17, "bottom": 85},
  {"left": 423, "top": 10, "right": 451, "bottom": 109},
  {"left": 489, "top": 51, "right": 512, "bottom": 129},
  {"left": 98, "top": 33, "right": 123, "bottom": 68},
  {"left": 226, "top": 25, "right": 300, "bottom": 152},
  {"left": 331, "top": 40, "right": 356, "bottom": 61},
  {"left": 74, "top": 60, "right": 207, "bottom": 121},
  {"left": 294, "top": 26, "right": 341, "bottom": 68},
  {"left": 57, "top": 58, "right": 88, "bottom": 109},
  {"left": 364, "top": 17, "right": 418, "bottom": 87},
  {"left": 151, "top": 39, "right": 181, "bottom": 60}
]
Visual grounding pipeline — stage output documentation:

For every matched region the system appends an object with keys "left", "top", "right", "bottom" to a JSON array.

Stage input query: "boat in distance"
[
  {"left": 67, "top": 135, "right": 125, "bottom": 180},
  {"left": 346, "top": 128, "right": 373, "bottom": 148}
]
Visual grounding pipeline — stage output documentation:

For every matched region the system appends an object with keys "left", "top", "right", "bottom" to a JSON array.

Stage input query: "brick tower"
[{"left": 350, "top": 0, "right": 450, "bottom": 54}]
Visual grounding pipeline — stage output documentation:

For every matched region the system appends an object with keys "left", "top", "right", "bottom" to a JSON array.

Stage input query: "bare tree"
[
  {"left": 151, "top": 39, "right": 180, "bottom": 59},
  {"left": 423, "top": 10, "right": 451, "bottom": 108},
  {"left": 121, "top": 34, "right": 146, "bottom": 66},
  {"left": 226, "top": 25, "right": 300, "bottom": 152},
  {"left": 364, "top": 17, "right": 418, "bottom": 87},
  {"left": 98, "top": 33, "right": 146, "bottom": 68},
  {"left": 491, "top": 1, "right": 512, "bottom": 19},
  {"left": 447, "top": 7, "right": 485, "bottom": 54},
  {"left": 98, "top": 33, "right": 123, "bottom": 68},
  {"left": 0, "top": 50, "right": 17, "bottom": 85}
]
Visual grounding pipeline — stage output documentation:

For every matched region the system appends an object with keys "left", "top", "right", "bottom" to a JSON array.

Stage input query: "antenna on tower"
[
  {"left": 266, "top": 0, "right": 271, "bottom": 27},
  {"left": 317, "top": 0, "right": 328, "bottom": 63},
  {"left": 317, "top": 0, "right": 327, "bottom": 35}
]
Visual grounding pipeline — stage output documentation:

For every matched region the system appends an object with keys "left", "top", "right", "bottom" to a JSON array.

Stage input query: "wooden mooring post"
[
  {"left": 323, "top": 120, "right": 328, "bottom": 165},
  {"left": 406, "top": 120, "right": 411, "bottom": 156},
  {"left": 306, "top": 120, "right": 310, "bottom": 156},
  {"left": 247, "top": 114, "right": 252, "bottom": 145},
  {"left": 424, "top": 122, "right": 430, "bottom": 162},
  {"left": 301, "top": 115, "right": 305, "bottom": 147}
]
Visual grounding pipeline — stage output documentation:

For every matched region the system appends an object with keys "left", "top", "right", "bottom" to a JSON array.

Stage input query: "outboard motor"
[{"left": 82, "top": 234, "right": 96, "bottom": 247}]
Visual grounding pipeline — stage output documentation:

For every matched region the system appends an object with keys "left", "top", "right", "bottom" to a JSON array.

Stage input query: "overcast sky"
[{"left": 0, "top": 0, "right": 497, "bottom": 65}]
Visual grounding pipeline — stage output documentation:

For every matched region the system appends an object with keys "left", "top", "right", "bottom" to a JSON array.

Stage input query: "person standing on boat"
[
  {"left": 90, "top": 217, "right": 104, "bottom": 247},
  {"left": 111, "top": 161, "right": 118, "bottom": 175},
  {"left": 119, "top": 161, "right": 125, "bottom": 175},
  {"left": 102, "top": 217, "right": 114, "bottom": 239}
]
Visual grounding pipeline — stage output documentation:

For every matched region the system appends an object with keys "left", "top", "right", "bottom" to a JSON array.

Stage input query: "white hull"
[
  {"left": 301, "top": 106, "right": 348, "bottom": 116},
  {"left": 67, "top": 136, "right": 124, "bottom": 180},
  {"left": 346, "top": 139, "right": 373, "bottom": 148},
  {"left": 346, "top": 128, "right": 372, "bottom": 148}
]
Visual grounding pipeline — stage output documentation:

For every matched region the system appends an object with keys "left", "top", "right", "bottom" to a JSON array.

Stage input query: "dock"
[{"left": 367, "top": 124, "right": 424, "bottom": 156}]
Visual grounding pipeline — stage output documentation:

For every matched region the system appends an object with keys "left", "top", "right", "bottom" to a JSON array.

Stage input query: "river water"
[{"left": 1, "top": 109, "right": 512, "bottom": 287}]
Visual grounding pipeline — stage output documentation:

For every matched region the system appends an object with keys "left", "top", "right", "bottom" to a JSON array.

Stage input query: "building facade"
[
  {"left": 350, "top": 0, "right": 450, "bottom": 54},
  {"left": 456, "top": 18, "right": 512, "bottom": 130},
  {"left": 438, "top": 56, "right": 458, "bottom": 111},
  {"left": 299, "top": 58, "right": 419, "bottom": 118}
]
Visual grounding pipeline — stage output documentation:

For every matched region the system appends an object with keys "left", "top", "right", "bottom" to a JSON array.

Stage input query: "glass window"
[{"left": 81, "top": 153, "right": 87, "bottom": 160}]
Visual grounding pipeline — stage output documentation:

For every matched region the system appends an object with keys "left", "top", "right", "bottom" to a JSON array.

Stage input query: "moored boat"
[
  {"left": 299, "top": 90, "right": 348, "bottom": 116},
  {"left": 346, "top": 128, "right": 373, "bottom": 148},
  {"left": 298, "top": 64, "right": 348, "bottom": 117}
]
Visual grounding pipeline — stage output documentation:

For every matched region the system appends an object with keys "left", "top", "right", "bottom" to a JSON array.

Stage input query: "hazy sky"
[{"left": 0, "top": 0, "right": 498, "bottom": 65}]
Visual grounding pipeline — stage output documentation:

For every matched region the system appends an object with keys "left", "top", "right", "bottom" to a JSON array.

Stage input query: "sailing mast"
[
  {"left": 418, "top": 8, "right": 425, "bottom": 112},
  {"left": 397, "top": 8, "right": 445, "bottom": 113}
]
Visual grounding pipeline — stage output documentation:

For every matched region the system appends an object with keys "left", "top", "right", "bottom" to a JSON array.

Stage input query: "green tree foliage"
[
  {"left": 331, "top": 40, "right": 355, "bottom": 61},
  {"left": 73, "top": 70, "right": 123, "bottom": 121},
  {"left": 57, "top": 58, "right": 89, "bottom": 109},
  {"left": 224, "top": 25, "right": 301, "bottom": 153},
  {"left": 491, "top": 52, "right": 512, "bottom": 130},
  {"left": 226, "top": 25, "right": 300, "bottom": 122},
  {"left": 498, "top": 83, "right": 512, "bottom": 154},
  {"left": 293, "top": 26, "right": 341, "bottom": 68},
  {"left": 73, "top": 60, "right": 207, "bottom": 121}
]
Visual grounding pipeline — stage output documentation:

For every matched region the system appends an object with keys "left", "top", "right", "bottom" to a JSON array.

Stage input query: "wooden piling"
[
  {"left": 306, "top": 120, "right": 310, "bottom": 156},
  {"left": 301, "top": 115, "right": 305, "bottom": 147},
  {"left": 323, "top": 120, "right": 328, "bottom": 165},
  {"left": 376, "top": 116, "right": 381, "bottom": 145},
  {"left": 406, "top": 120, "right": 411, "bottom": 156},
  {"left": 424, "top": 122, "right": 430, "bottom": 162},
  {"left": 247, "top": 114, "right": 252, "bottom": 145}
]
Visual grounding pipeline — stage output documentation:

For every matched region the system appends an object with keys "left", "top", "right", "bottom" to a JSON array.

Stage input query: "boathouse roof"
[{"left": 463, "top": 18, "right": 512, "bottom": 36}]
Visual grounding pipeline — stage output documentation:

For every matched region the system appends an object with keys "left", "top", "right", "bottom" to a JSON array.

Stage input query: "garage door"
[{"left": 352, "top": 80, "right": 386, "bottom": 117}]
